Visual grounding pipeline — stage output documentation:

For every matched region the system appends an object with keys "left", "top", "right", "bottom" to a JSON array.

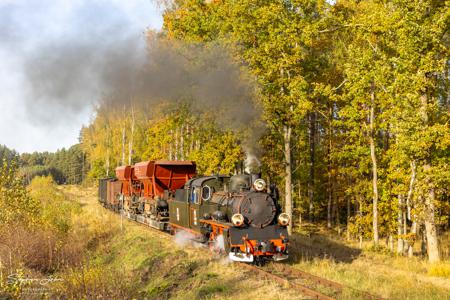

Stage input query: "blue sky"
[{"left": 0, "top": 0, "right": 163, "bottom": 153}]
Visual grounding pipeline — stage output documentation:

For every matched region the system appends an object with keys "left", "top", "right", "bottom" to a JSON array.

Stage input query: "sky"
[{"left": 0, "top": 0, "right": 163, "bottom": 153}]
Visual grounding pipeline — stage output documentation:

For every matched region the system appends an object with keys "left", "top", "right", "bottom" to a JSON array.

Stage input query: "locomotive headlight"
[
  {"left": 278, "top": 213, "right": 290, "bottom": 226},
  {"left": 253, "top": 179, "right": 267, "bottom": 192},
  {"left": 231, "top": 213, "right": 245, "bottom": 227}
]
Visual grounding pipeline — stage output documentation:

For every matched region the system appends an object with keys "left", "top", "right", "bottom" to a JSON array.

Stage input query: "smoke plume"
[
  {"left": 2, "top": 0, "right": 265, "bottom": 154},
  {"left": 22, "top": 30, "right": 261, "bottom": 130}
]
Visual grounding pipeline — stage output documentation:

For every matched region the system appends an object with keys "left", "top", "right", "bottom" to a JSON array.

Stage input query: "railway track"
[
  {"left": 239, "top": 262, "right": 336, "bottom": 300},
  {"left": 109, "top": 208, "right": 384, "bottom": 300},
  {"left": 239, "top": 262, "right": 384, "bottom": 300}
]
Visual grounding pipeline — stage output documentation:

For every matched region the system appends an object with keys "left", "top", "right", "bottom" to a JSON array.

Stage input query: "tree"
[
  {"left": 0, "top": 160, "right": 40, "bottom": 227},
  {"left": 388, "top": 0, "right": 449, "bottom": 262},
  {"left": 164, "top": 0, "right": 336, "bottom": 234}
]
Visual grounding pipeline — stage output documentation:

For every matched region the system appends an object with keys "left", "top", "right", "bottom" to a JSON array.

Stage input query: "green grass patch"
[{"left": 197, "top": 282, "right": 229, "bottom": 299}]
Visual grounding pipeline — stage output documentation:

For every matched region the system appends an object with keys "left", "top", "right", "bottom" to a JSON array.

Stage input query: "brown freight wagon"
[
  {"left": 133, "top": 160, "right": 196, "bottom": 198},
  {"left": 112, "top": 160, "right": 196, "bottom": 229}
]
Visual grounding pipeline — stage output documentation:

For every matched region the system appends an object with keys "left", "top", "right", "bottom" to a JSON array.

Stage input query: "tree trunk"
[
  {"left": 121, "top": 126, "right": 126, "bottom": 166},
  {"left": 327, "top": 152, "right": 333, "bottom": 229},
  {"left": 327, "top": 177, "right": 333, "bottom": 228},
  {"left": 105, "top": 127, "right": 110, "bottom": 176},
  {"left": 128, "top": 104, "right": 135, "bottom": 165},
  {"left": 403, "top": 204, "right": 408, "bottom": 254},
  {"left": 169, "top": 129, "right": 173, "bottom": 160},
  {"left": 335, "top": 196, "right": 341, "bottom": 234},
  {"left": 327, "top": 103, "right": 333, "bottom": 228},
  {"left": 423, "top": 165, "right": 440, "bottom": 262},
  {"left": 105, "top": 148, "right": 110, "bottom": 177},
  {"left": 346, "top": 196, "right": 351, "bottom": 241},
  {"left": 420, "top": 94, "right": 440, "bottom": 262},
  {"left": 408, "top": 221, "right": 417, "bottom": 258},
  {"left": 406, "top": 160, "right": 416, "bottom": 220},
  {"left": 298, "top": 179, "right": 302, "bottom": 227},
  {"left": 180, "top": 125, "right": 185, "bottom": 160},
  {"left": 175, "top": 126, "right": 179, "bottom": 160},
  {"left": 189, "top": 125, "right": 195, "bottom": 154},
  {"left": 397, "top": 194, "right": 404, "bottom": 254},
  {"left": 283, "top": 125, "right": 293, "bottom": 235},
  {"left": 404, "top": 160, "right": 417, "bottom": 257},
  {"left": 356, "top": 194, "right": 363, "bottom": 246},
  {"left": 369, "top": 83, "right": 379, "bottom": 245},
  {"left": 389, "top": 235, "right": 394, "bottom": 252},
  {"left": 308, "top": 111, "right": 316, "bottom": 222},
  {"left": 421, "top": 225, "right": 427, "bottom": 257}
]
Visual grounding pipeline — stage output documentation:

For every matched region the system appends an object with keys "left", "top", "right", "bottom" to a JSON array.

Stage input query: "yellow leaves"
[
  {"left": 27, "top": 176, "right": 80, "bottom": 234},
  {"left": 80, "top": 100, "right": 244, "bottom": 177},
  {"left": 0, "top": 161, "right": 41, "bottom": 228},
  {"left": 189, "top": 130, "right": 243, "bottom": 175},
  {"left": 427, "top": 262, "right": 450, "bottom": 278}
]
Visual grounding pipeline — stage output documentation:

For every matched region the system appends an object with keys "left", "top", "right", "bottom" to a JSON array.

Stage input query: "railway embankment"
[
  {"left": 65, "top": 185, "right": 449, "bottom": 299},
  {"left": 1, "top": 181, "right": 448, "bottom": 299},
  {"left": 48, "top": 185, "right": 301, "bottom": 299}
]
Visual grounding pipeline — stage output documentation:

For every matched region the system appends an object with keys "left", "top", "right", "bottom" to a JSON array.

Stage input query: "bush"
[
  {"left": 53, "top": 264, "right": 133, "bottom": 299},
  {"left": 28, "top": 176, "right": 81, "bottom": 233},
  {"left": 0, "top": 225, "right": 85, "bottom": 274},
  {"left": 0, "top": 160, "right": 41, "bottom": 227},
  {"left": 428, "top": 262, "right": 450, "bottom": 278},
  {"left": 0, "top": 174, "right": 84, "bottom": 276}
]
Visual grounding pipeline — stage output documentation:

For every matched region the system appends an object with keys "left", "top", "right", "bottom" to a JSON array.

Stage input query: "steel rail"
[
  {"left": 271, "top": 263, "right": 384, "bottom": 300},
  {"left": 238, "top": 262, "right": 336, "bottom": 300},
  {"left": 273, "top": 263, "right": 344, "bottom": 290}
]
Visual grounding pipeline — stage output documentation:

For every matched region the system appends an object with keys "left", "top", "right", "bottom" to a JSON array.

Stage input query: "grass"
[
  {"left": 10, "top": 184, "right": 447, "bottom": 299},
  {"left": 50, "top": 185, "right": 301, "bottom": 299},
  {"left": 288, "top": 225, "right": 450, "bottom": 299},
  {"left": 428, "top": 262, "right": 450, "bottom": 278}
]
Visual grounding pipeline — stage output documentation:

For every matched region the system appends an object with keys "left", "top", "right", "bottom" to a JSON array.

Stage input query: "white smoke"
[
  {"left": 219, "top": 256, "right": 233, "bottom": 265},
  {"left": 210, "top": 235, "right": 233, "bottom": 264},
  {"left": 173, "top": 230, "right": 195, "bottom": 247},
  {"left": 213, "top": 234, "right": 225, "bottom": 252},
  {"left": 244, "top": 151, "right": 261, "bottom": 174},
  {"left": 173, "top": 230, "right": 206, "bottom": 248}
]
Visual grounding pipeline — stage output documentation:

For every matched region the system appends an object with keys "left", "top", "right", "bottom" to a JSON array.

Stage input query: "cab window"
[
  {"left": 190, "top": 187, "right": 201, "bottom": 204},
  {"left": 202, "top": 185, "right": 212, "bottom": 201}
]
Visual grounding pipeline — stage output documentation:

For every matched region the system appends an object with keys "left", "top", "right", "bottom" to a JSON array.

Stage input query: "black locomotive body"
[{"left": 169, "top": 174, "right": 289, "bottom": 263}]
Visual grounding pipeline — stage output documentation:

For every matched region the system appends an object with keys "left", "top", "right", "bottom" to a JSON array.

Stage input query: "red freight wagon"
[
  {"left": 111, "top": 160, "right": 196, "bottom": 229},
  {"left": 106, "top": 180, "right": 122, "bottom": 208},
  {"left": 115, "top": 165, "right": 131, "bottom": 180},
  {"left": 134, "top": 160, "right": 196, "bottom": 198},
  {"left": 115, "top": 165, "right": 133, "bottom": 196}
]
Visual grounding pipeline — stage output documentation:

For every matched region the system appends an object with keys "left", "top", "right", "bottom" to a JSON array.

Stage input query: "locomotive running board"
[
  {"left": 272, "top": 254, "right": 289, "bottom": 261},
  {"left": 134, "top": 214, "right": 167, "bottom": 231},
  {"left": 229, "top": 252, "right": 254, "bottom": 263}
]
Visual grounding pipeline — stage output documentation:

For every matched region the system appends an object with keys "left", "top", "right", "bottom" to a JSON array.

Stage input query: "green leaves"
[
  {"left": 78, "top": 0, "right": 449, "bottom": 244},
  {"left": 0, "top": 160, "right": 41, "bottom": 227}
]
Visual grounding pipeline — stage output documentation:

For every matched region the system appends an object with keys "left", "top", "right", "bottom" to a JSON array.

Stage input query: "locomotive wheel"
[{"left": 254, "top": 256, "right": 266, "bottom": 266}]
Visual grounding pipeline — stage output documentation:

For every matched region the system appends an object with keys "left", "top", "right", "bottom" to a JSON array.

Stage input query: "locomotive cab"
[{"left": 168, "top": 175, "right": 230, "bottom": 233}]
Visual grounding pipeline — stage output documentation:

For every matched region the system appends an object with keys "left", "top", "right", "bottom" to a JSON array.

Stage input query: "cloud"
[
  {"left": 0, "top": 0, "right": 163, "bottom": 152},
  {"left": 0, "top": 0, "right": 262, "bottom": 155}
]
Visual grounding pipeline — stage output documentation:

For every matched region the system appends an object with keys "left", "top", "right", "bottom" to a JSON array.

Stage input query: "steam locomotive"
[{"left": 98, "top": 160, "right": 289, "bottom": 263}]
